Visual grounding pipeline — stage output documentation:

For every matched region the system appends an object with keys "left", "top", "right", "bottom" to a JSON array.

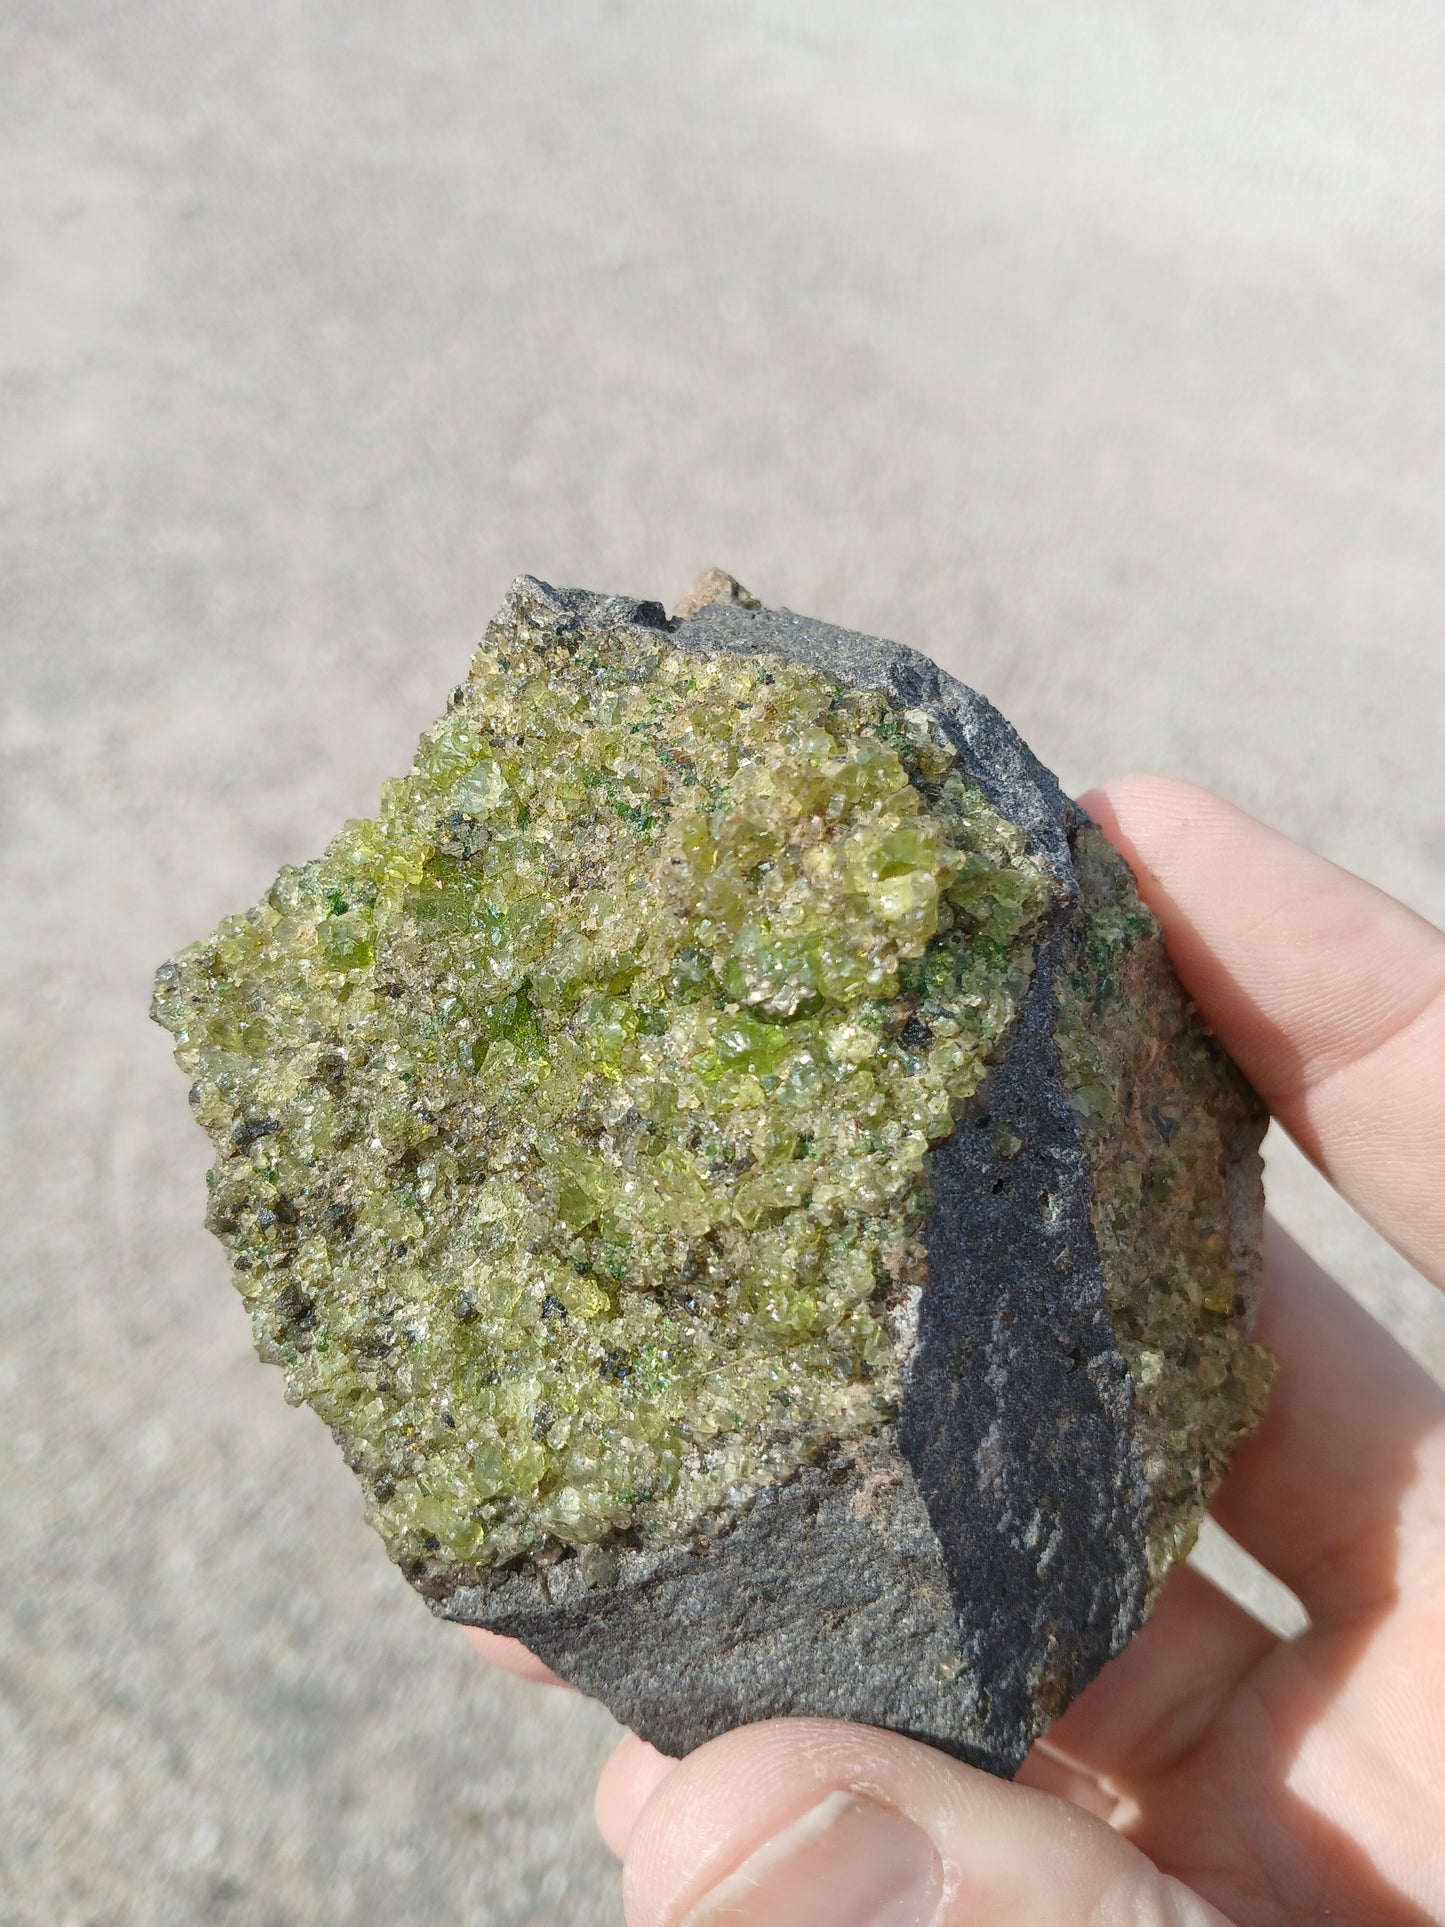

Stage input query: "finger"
[
  {"left": 596, "top": 1735, "right": 680, "bottom": 1859},
  {"left": 459, "top": 1625, "right": 568, "bottom": 1686},
  {"left": 1206, "top": 1221, "right": 1445, "bottom": 1626},
  {"left": 1079, "top": 775, "right": 1445, "bottom": 1289},
  {"left": 1034, "top": 1561, "right": 1277, "bottom": 1787},
  {"left": 1014, "top": 1739, "right": 1120, "bottom": 1819},
  {"left": 621, "top": 1719, "right": 1233, "bottom": 1926}
]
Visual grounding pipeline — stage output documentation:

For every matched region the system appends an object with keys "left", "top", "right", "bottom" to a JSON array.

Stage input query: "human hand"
[{"left": 471, "top": 775, "right": 1445, "bottom": 1926}]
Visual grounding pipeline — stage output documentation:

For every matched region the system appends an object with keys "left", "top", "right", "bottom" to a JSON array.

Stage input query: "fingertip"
[
  {"left": 620, "top": 1719, "right": 996, "bottom": 1924},
  {"left": 619, "top": 1718, "right": 1226, "bottom": 1927},
  {"left": 1076, "top": 773, "right": 1224, "bottom": 870},
  {"left": 595, "top": 1734, "right": 679, "bottom": 1861},
  {"left": 459, "top": 1624, "right": 568, "bottom": 1686}
]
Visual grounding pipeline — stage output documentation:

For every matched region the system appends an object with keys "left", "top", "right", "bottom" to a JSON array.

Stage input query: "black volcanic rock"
[{"left": 154, "top": 572, "right": 1270, "bottom": 1777}]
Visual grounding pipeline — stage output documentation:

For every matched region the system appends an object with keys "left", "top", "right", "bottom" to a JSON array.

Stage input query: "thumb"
[{"left": 619, "top": 1718, "right": 1233, "bottom": 1927}]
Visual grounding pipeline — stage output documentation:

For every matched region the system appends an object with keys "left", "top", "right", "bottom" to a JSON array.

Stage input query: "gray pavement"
[{"left": 4, "top": 4, "right": 1444, "bottom": 1922}]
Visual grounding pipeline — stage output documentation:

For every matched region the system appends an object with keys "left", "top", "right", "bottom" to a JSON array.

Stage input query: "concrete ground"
[{"left": 4, "top": 4, "right": 1443, "bottom": 1922}]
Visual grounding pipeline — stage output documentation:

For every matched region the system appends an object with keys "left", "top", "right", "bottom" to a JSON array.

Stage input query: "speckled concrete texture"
[{"left": 4, "top": 5, "right": 1443, "bottom": 1923}]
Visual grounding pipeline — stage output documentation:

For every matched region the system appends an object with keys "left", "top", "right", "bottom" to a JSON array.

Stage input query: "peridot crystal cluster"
[
  {"left": 154, "top": 611, "right": 1052, "bottom": 1576},
  {"left": 1058, "top": 827, "right": 1273, "bottom": 1589},
  {"left": 154, "top": 575, "right": 1269, "bottom": 1773}
]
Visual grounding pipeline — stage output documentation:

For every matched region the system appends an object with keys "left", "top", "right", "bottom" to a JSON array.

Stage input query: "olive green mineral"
[{"left": 153, "top": 573, "right": 1270, "bottom": 1774}]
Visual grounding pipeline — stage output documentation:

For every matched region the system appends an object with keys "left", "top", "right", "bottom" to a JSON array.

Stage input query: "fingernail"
[{"left": 681, "top": 1789, "right": 944, "bottom": 1927}]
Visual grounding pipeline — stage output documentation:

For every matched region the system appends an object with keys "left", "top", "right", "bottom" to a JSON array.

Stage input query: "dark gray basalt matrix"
[{"left": 155, "top": 572, "right": 1270, "bottom": 1776}]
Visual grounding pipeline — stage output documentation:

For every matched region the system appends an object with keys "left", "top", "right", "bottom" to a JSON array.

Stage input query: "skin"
[{"left": 465, "top": 774, "right": 1445, "bottom": 1926}]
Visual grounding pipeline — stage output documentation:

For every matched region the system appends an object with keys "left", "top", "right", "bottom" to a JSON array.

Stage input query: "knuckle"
[{"left": 1090, "top": 1863, "right": 1222, "bottom": 1927}]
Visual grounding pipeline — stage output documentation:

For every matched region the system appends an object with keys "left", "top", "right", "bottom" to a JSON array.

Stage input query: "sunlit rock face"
[{"left": 154, "top": 575, "right": 1268, "bottom": 1775}]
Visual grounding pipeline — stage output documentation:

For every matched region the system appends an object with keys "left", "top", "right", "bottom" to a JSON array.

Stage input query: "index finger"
[
  {"left": 1079, "top": 775, "right": 1445, "bottom": 1291},
  {"left": 461, "top": 1625, "right": 568, "bottom": 1686}
]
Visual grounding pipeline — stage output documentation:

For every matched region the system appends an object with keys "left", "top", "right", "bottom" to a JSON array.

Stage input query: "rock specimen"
[{"left": 153, "top": 573, "right": 1271, "bottom": 1776}]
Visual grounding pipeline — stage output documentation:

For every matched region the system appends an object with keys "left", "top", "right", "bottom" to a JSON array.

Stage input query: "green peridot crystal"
[
  {"left": 1058, "top": 828, "right": 1273, "bottom": 1589},
  {"left": 155, "top": 577, "right": 1275, "bottom": 1773},
  {"left": 153, "top": 616, "right": 1056, "bottom": 1579}
]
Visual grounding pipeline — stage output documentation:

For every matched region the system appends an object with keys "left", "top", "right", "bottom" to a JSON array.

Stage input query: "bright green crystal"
[{"left": 153, "top": 620, "right": 1054, "bottom": 1581}]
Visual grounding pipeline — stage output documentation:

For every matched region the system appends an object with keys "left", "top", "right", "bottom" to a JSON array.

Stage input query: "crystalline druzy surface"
[
  {"left": 1058, "top": 828, "right": 1272, "bottom": 1589},
  {"left": 155, "top": 578, "right": 1276, "bottom": 1769},
  {"left": 153, "top": 615, "right": 1061, "bottom": 1579}
]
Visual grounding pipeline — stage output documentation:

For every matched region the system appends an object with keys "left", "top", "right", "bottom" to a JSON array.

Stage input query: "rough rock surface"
[{"left": 154, "top": 574, "right": 1270, "bottom": 1777}]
